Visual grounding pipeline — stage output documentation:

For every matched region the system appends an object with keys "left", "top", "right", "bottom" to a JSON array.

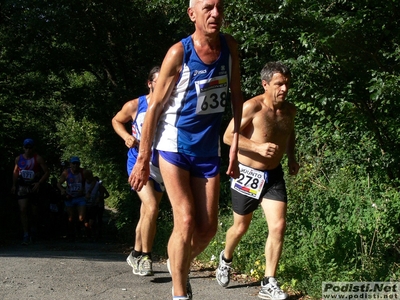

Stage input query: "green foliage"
[
  {"left": 204, "top": 161, "right": 400, "bottom": 298},
  {"left": 1, "top": 0, "right": 400, "bottom": 297},
  {"left": 206, "top": 1, "right": 400, "bottom": 296},
  {"left": 281, "top": 163, "right": 400, "bottom": 297}
]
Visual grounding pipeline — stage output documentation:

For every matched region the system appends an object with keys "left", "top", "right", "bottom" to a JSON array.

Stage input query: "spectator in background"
[
  {"left": 11, "top": 138, "right": 50, "bottom": 245},
  {"left": 57, "top": 156, "right": 87, "bottom": 241}
]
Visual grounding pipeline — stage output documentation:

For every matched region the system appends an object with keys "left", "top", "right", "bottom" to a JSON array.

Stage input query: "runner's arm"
[
  {"left": 129, "top": 42, "right": 182, "bottom": 191},
  {"left": 225, "top": 34, "right": 243, "bottom": 179},
  {"left": 112, "top": 99, "right": 139, "bottom": 148},
  {"left": 37, "top": 155, "right": 50, "bottom": 185}
]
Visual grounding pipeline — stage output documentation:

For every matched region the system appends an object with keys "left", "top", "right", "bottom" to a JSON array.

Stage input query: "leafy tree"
[{"left": 1, "top": 0, "right": 399, "bottom": 296}]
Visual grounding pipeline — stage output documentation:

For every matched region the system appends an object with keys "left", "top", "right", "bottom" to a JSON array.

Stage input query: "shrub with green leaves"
[{"left": 201, "top": 159, "right": 400, "bottom": 298}]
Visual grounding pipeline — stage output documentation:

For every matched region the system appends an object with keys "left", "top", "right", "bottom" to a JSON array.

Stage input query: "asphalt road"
[{"left": 0, "top": 237, "right": 262, "bottom": 300}]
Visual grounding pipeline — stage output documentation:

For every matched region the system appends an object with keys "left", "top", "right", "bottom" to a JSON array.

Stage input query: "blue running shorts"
[{"left": 159, "top": 151, "right": 220, "bottom": 178}]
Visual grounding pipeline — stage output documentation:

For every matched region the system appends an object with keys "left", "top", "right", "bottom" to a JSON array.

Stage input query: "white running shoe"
[
  {"left": 216, "top": 250, "right": 232, "bottom": 287},
  {"left": 258, "top": 277, "right": 288, "bottom": 300},
  {"left": 138, "top": 255, "right": 153, "bottom": 276},
  {"left": 126, "top": 252, "right": 141, "bottom": 275}
]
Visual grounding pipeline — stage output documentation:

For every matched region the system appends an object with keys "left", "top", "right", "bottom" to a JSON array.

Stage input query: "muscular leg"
[
  {"left": 260, "top": 198, "right": 287, "bottom": 277},
  {"left": 77, "top": 205, "right": 86, "bottom": 223},
  {"left": 66, "top": 206, "right": 75, "bottom": 223},
  {"left": 77, "top": 205, "right": 87, "bottom": 237},
  {"left": 160, "top": 156, "right": 195, "bottom": 297},
  {"left": 190, "top": 174, "right": 220, "bottom": 259},
  {"left": 133, "top": 203, "right": 143, "bottom": 252},
  {"left": 223, "top": 211, "right": 253, "bottom": 260},
  {"left": 66, "top": 206, "right": 76, "bottom": 238},
  {"left": 136, "top": 181, "right": 163, "bottom": 253}
]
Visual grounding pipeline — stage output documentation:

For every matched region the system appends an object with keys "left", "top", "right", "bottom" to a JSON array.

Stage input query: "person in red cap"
[{"left": 11, "top": 138, "right": 50, "bottom": 245}]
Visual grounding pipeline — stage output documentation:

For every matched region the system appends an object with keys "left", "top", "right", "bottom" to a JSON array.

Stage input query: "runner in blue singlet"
[
  {"left": 129, "top": 1, "right": 244, "bottom": 298},
  {"left": 112, "top": 66, "right": 164, "bottom": 277}
]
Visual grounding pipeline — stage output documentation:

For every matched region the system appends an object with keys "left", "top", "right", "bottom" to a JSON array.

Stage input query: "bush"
[
  {"left": 282, "top": 166, "right": 400, "bottom": 297},
  {"left": 199, "top": 162, "right": 400, "bottom": 298}
]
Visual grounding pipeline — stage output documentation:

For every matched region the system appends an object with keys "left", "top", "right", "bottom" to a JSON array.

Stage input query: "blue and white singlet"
[
  {"left": 126, "top": 96, "right": 163, "bottom": 188},
  {"left": 127, "top": 95, "right": 148, "bottom": 175},
  {"left": 154, "top": 34, "right": 232, "bottom": 157}
]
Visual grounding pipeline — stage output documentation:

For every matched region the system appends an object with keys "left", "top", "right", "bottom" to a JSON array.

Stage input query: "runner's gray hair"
[{"left": 260, "top": 61, "right": 291, "bottom": 83}]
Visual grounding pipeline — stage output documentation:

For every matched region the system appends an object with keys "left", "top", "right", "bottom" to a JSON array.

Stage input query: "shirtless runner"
[{"left": 216, "top": 61, "right": 300, "bottom": 300}]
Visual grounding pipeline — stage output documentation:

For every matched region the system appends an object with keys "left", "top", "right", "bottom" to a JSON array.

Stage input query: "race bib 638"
[{"left": 195, "top": 75, "right": 228, "bottom": 115}]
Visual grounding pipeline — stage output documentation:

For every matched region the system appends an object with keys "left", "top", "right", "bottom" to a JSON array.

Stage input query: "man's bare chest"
[{"left": 253, "top": 112, "right": 294, "bottom": 142}]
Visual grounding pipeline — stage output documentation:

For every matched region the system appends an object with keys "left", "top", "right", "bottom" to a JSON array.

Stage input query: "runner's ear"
[{"left": 187, "top": 7, "right": 196, "bottom": 22}]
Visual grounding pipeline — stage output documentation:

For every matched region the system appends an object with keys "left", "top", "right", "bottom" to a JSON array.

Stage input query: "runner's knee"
[
  {"left": 195, "top": 221, "right": 217, "bottom": 242},
  {"left": 268, "top": 218, "right": 286, "bottom": 237}
]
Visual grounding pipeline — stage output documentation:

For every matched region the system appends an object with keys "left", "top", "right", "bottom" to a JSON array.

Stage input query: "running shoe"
[
  {"left": 138, "top": 255, "right": 154, "bottom": 276},
  {"left": 216, "top": 250, "right": 232, "bottom": 287},
  {"left": 126, "top": 252, "right": 141, "bottom": 275},
  {"left": 258, "top": 277, "right": 288, "bottom": 300}
]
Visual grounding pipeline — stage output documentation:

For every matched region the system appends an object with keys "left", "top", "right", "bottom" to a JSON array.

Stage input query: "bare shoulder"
[
  {"left": 243, "top": 95, "right": 264, "bottom": 112},
  {"left": 168, "top": 41, "right": 184, "bottom": 57},
  {"left": 240, "top": 96, "right": 264, "bottom": 122},
  {"left": 114, "top": 98, "right": 139, "bottom": 120},
  {"left": 163, "top": 41, "right": 184, "bottom": 73},
  {"left": 124, "top": 98, "right": 139, "bottom": 111}
]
